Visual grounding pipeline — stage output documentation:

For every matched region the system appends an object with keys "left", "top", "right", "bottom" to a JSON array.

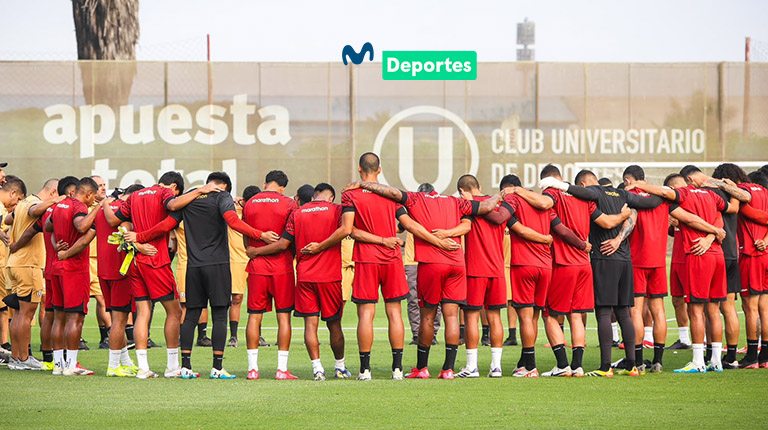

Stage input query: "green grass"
[{"left": 4, "top": 296, "right": 768, "bottom": 429}]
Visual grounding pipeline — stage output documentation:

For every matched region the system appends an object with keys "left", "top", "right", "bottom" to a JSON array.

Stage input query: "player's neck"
[{"left": 360, "top": 173, "right": 379, "bottom": 183}]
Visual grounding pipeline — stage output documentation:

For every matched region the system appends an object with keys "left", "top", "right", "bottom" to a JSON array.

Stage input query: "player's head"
[
  {"left": 500, "top": 174, "right": 522, "bottom": 189},
  {"left": 457, "top": 174, "right": 480, "bottom": 194},
  {"left": 540, "top": 164, "right": 562, "bottom": 180},
  {"left": 159, "top": 171, "right": 185, "bottom": 196},
  {"left": 574, "top": 169, "right": 598, "bottom": 187},
  {"left": 314, "top": 182, "right": 336, "bottom": 202},
  {"left": 295, "top": 184, "right": 314, "bottom": 206},
  {"left": 90, "top": 175, "right": 107, "bottom": 201},
  {"left": 712, "top": 163, "right": 749, "bottom": 184},
  {"left": 748, "top": 171, "right": 768, "bottom": 189},
  {"left": 0, "top": 175, "right": 26, "bottom": 210},
  {"left": 760, "top": 165, "right": 768, "bottom": 178},
  {"left": 358, "top": 152, "right": 381, "bottom": 178},
  {"left": 417, "top": 183, "right": 434, "bottom": 193},
  {"left": 40, "top": 178, "right": 59, "bottom": 200},
  {"left": 663, "top": 173, "right": 686, "bottom": 189},
  {"left": 57, "top": 176, "right": 78, "bottom": 198},
  {"left": 206, "top": 172, "right": 232, "bottom": 193},
  {"left": 679, "top": 165, "right": 706, "bottom": 187},
  {"left": 264, "top": 170, "right": 288, "bottom": 192},
  {"left": 242, "top": 185, "right": 260, "bottom": 205},
  {"left": 622, "top": 165, "right": 645, "bottom": 186},
  {"left": 598, "top": 178, "right": 613, "bottom": 187},
  {"left": 75, "top": 176, "right": 99, "bottom": 206},
  {"left": 121, "top": 184, "right": 144, "bottom": 200}
]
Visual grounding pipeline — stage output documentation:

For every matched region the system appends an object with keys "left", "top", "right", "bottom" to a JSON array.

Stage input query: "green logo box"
[{"left": 382, "top": 51, "right": 477, "bottom": 80}]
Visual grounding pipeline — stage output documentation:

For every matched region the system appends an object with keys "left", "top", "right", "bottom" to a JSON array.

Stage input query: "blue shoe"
[
  {"left": 707, "top": 362, "right": 724, "bottom": 373},
  {"left": 210, "top": 368, "right": 236, "bottom": 379},
  {"left": 180, "top": 368, "right": 199, "bottom": 379},
  {"left": 334, "top": 368, "right": 352, "bottom": 379},
  {"left": 314, "top": 371, "right": 326, "bottom": 381},
  {"left": 674, "top": 362, "right": 707, "bottom": 374}
]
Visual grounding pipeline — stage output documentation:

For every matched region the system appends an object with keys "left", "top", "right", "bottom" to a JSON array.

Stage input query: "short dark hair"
[
  {"left": 622, "top": 165, "right": 645, "bottom": 181},
  {"left": 206, "top": 171, "right": 232, "bottom": 193},
  {"left": 574, "top": 169, "right": 596, "bottom": 186},
  {"left": 760, "top": 165, "right": 768, "bottom": 177},
  {"left": 77, "top": 177, "right": 98, "bottom": 194},
  {"left": 296, "top": 184, "right": 315, "bottom": 205},
  {"left": 598, "top": 177, "right": 613, "bottom": 187},
  {"left": 314, "top": 183, "right": 336, "bottom": 200},
  {"left": 265, "top": 170, "right": 289, "bottom": 187},
  {"left": 2, "top": 175, "right": 26, "bottom": 196},
  {"left": 540, "top": 164, "right": 561, "bottom": 180},
  {"left": 159, "top": 171, "right": 184, "bottom": 191},
  {"left": 748, "top": 171, "right": 768, "bottom": 189},
  {"left": 417, "top": 183, "right": 434, "bottom": 193},
  {"left": 242, "top": 185, "right": 261, "bottom": 202},
  {"left": 679, "top": 165, "right": 701, "bottom": 179},
  {"left": 123, "top": 184, "right": 145, "bottom": 196},
  {"left": 712, "top": 163, "right": 749, "bottom": 184},
  {"left": 663, "top": 173, "right": 684, "bottom": 187},
  {"left": 500, "top": 174, "right": 521, "bottom": 189},
  {"left": 359, "top": 152, "right": 380, "bottom": 174},
  {"left": 457, "top": 174, "right": 480, "bottom": 192},
  {"left": 57, "top": 176, "right": 79, "bottom": 196}
]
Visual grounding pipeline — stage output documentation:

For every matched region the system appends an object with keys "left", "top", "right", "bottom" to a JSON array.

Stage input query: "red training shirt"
[
  {"left": 242, "top": 191, "right": 297, "bottom": 275},
  {"left": 284, "top": 200, "right": 342, "bottom": 283}
]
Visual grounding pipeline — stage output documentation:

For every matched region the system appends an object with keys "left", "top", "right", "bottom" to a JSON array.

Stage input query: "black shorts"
[
  {"left": 591, "top": 259, "right": 634, "bottom": 307},
  {"left": 725, "top": 258, "right": 741, "bottom": 296},
  {"left": 184, "top": 264, "right": 232, "bottom": 309}
]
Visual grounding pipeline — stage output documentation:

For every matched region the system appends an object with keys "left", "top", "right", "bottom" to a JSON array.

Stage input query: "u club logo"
[{"left": 372, "top": 106, "right": 479, "bottom": 194}]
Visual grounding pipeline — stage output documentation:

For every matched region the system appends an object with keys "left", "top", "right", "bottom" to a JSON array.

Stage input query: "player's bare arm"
[
  {"left": 705, "top": 177, "right": 751, "bottom": 203},
  {"left": 8, "top": 223, "right": 38, "bottom": 253},
  {"left": 670, "top": 206, "right": 726, "bottom": 241},
  {"left": 432, "top": 218, "right": 471, "bottom": 239},
  {"left": 625, "top": 182, "right": 676, "bottom": 201},
  {"left": 57, "top": 228, "right": 96, "bottom": 260},
  {"left": 511, "top": 186, "right": 554, "bottom": 210},
  {"left": 165, "top": 182, "right": 223, "bottom": 212},
  {"left": 350, "top": 227, "right": 401, "bottom": 249},
  {"left": 398, "top": 213, "right": 460, "bottom": 251},
  {"left": 509, "top": 221, "right": 553, "bottom": 245},
  {"left": 600, "top": 209, "right": 637, "bottom": 256},
  {"left": 593, "top": 204, "right": 631, "bottom": 229},
  {"left": 101, "top": 197, "right": 123, "bottom": 227},
  {"left": 348, "top": 181, "right": 403, "bottom": 202},
  {"left": 476, "top": 194, "right": 501, "bottom": 215},
  {"left": 691, "top": 233, "right": 717, "bottom": 256},
  {"left": 133, "top": 242, "right": 158, "bottom": 256},
  {"left": 246, "top": 238, "right": 291, "bottom": 259},
  {"left": 739, "top": 202, "right": 768, "bottom": 225},
  {"left": 302, "top": 211, "right": 355, "bottom": 255},
  {"left": 27, "top": 194, "right": 66, "bottom": 218},
  {"left": 551, "top": 221, "right": 591, "bottom": 253}
]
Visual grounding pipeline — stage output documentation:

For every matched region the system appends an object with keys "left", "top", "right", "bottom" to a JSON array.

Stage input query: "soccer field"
[{"left": 4, "top": 297, "right": 768, "bottom": 429}]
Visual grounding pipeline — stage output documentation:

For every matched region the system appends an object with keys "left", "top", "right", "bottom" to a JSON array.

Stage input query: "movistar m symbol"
[{"left": 342, "top": 42, "right": 374, "bottom": 65}]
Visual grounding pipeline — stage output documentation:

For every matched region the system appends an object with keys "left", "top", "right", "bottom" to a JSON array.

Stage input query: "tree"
[{"left": 72, "top": 0, "right": 140, "bottom": 107}]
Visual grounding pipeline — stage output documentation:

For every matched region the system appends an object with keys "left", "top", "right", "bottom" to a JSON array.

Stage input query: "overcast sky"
[{"left": 1, "top": 0, "right": 766, "bottom": 62}]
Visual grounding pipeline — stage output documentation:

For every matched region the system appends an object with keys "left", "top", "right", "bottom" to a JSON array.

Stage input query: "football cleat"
[
  {"left": 335, "top": 368, "right": 353, "bottom": 379},
  {"left": 52, "top": 365, "right": 64, "bottom": 375},
  {"left": 502, "top": 336, "right": 518, "bottom": 346},
  {"left": 666, "top": 340, "right": 692, "bottom": 350},
  {"left": 227, "top": 336, "right": 239, "bottom": 348},
  {"left": 611, "top": 340, "right": 621, "bottom": 348},
  {"left": 405, "top": 367, "right": 430, "bottom": 379},
  {"left": 571, "top": 367, "right": 585, "bottom": 377},
  {"left": 247, "top": 369, "right": 260, "bottom": 380},
  {"left": 356, "top": 369, "right": 372, "bottom": 381},
  {"left": 585, "top": 368, "right": 614, "bottom": 378},
  {"left": 674, "top": 362, "right": 707, "bottom": 373},
  {"left": 19, "top": 356, "right": 44, "bottom": 370},
  {"left": 259, "top": 336, "right": 271, "bottom": 347},
  {"left": 542, "top": 366, "right": 572, "bottom": 377},
  {"left": 78, "top": 339, "right": 89, "bottom": 351},
  {"left": 736, "top": 345, "right": 748, "bottom": 355},
  {"left": 275, "top": 369, "right": 298, "bottom": 380},
  {"left": 642, "top": 340, "right": 654, "bottom": 349},
  {"left": 313, "top": 371, "right": 326, "bottom": 381},
  {"left": 63, "top": 365, "right": 94, "bottom": 376},
  {"left": 637, "top": 364, "right": 647, "bottom": 375},
  {"left": 121, "top": 364, "right": 138, "bottom": 374},
  {"left": 41, "top": 361, "right": 54, "bottom": 371},
  {"left": 610, "top": 358, "right": 626, "bottom": 369},
  {"left": 136, "top": 369, "right": 159, "bottom": 379},
  {"left": 649, "top": 363, "right": 663, "bottom": 374},
  {"left": 196, "top": 336, "right": 213, "bottom": 347},
  {"left": 391, "top": 368, "right": 403, "bottom": 380},
  {"left": 438, "top": 369, "right": 455, "bottom": 380},
  {"left": 146, "top": 338, "right": 161, "bottom": 349},
  {"left": 409, "top": 337, "right": 418, "bottom": 346},
  {"left": 98, "top": 338, "right": 110, "bottom": 350},
  {"left": 618, "top": 342, "right": 625, "bottom": 350},
  {"left": 739, "top": 360, "right": 759, "bottom": 369},
  {"left": 488, "top": 367, "right": 502, "bottom": 378},
  {"left": 7, "top": 358, "right": 20, "bottom": 370},
  {"left": 107, "top": 366, "right": 136, "bottom": 377},
  {"left": 707, "top": 362, "right": 724, "bottom": 373},
  {"left": 164, "top": 368, "right": 182, "bottom": 378},
  {"left": 456, "top": 366, "right": 480, "bottom": 378},
  {"left": 722, "top": 361, "right": 739, "bottom": 370},
  {"left": 618, "top": 366, "right": 640, "bottom": 376},
  {"left": 481, "top": 335, "right": 491, "bottom": 347},
  {"left": 761, "top": 362, "right": 768, "bottom": 369},
  {"left": 512, "top": 367, "right": 539, "bottom": 378},
  {"left": 210, "top": 368, "right": 236, "bottom": 379},
  {"left": 180, "top": 367, "right": 199, "bottom": 379}
]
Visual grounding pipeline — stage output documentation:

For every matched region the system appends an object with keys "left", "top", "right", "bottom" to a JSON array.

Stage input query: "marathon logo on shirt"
[
  {"left": 195, "top": 194, "right": 208, "bottom": 200},
  {"left": 110, "top": 205, "right": 120, "bottom": 211},
  {"left": 424, "top": 194, "right": 449, "bottom": 199},
  {"left": 604, "top": 191, "right": 620, "bottom": 197},
  {"left": 251, "top": 198, "right": 280, "bottom": 203},
  {"left": 690, "top": 189, "right": 709, "bottom": 194},
  {"left": 750, "top": 187, "right": 762, "bottom": 192},
  {"left": 56, "top": 203, "right": 70, "bottom": 209},
  {"left": 138, "top": 189, "right": 158, "bottom": 196},
  {"left": 301, "top": 206, "right": 330, "bottom": 213}
]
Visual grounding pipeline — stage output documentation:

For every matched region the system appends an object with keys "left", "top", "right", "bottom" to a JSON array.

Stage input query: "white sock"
[
  {"left": 334, "top": 357, "right": 346, "bottom": 370},
  {"left": 311, "top": 358, "right": 324, "bottom": 374},
  {"left": 491, "top": 347, "right": 503, "bottom": 370},
  {"left": 136, "top": 349, "right": 149, "bottom": 372},
  {"left": 53, "top": 349, "right": 64, "bottom": 368},
  {"left": 277, "top": 350, "right": 289, "bottom": 372},
  {"left": 247, "top": 349, "right": 259, "bottom": 371},
  {"left": 679, "top": 327, "right": 691, "bottom": 345},
  {"left": 108, "top": 350, "right": 121, "bottom": 369},
  {"left": 466, "top": 348, "right": 478, "bottom": 370},
  {"left": 692, "top": 343, "right": 705, "bottom": 367},
  {"left": 611, "top": 322, "right": 619, "bottom": 342},
  {"left": 643, "top": 327, "right": 653, "bottom": 344},
  {"left": 120, "top": 347, "right": 134, "bottom": 367},
  {"left": 711, "top": 342, "right": 723, "bottom": 366},
  {"left": 166, "top": 348, "right": 179, "bottom": 370},
  {"left": 66, "top": 350, "right": 78, "bottom": 369}
]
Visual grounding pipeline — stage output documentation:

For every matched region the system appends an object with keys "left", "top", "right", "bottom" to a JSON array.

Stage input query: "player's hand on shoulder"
[
  {"left": 459, "top": 189, "right": 473, "bottom": 201},
  {"left": 199, "top": 182, "right": 223, "bottom": 194},
  {"left": 54, "top": 195, "right": 67, "bottom": 203},
  {"left": 499, "top": 187, "right": 514, "bottom": 199},
  {"left": 301, "top": 242, "right": 322, "bottom": 255},
  {"left": 342, "top": 182, "right": 361, "bottom": 192},
  {"left": 135, "top": 243, "right": 158, "bottom": 256},
  {"left": 260, "top": 231, "right": 279, "bottom": 244}
]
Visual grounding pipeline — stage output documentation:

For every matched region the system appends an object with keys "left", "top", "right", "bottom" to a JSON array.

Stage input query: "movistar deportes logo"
[{"left": 342, "top": 42, "right": 374, "bottom": 65}]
